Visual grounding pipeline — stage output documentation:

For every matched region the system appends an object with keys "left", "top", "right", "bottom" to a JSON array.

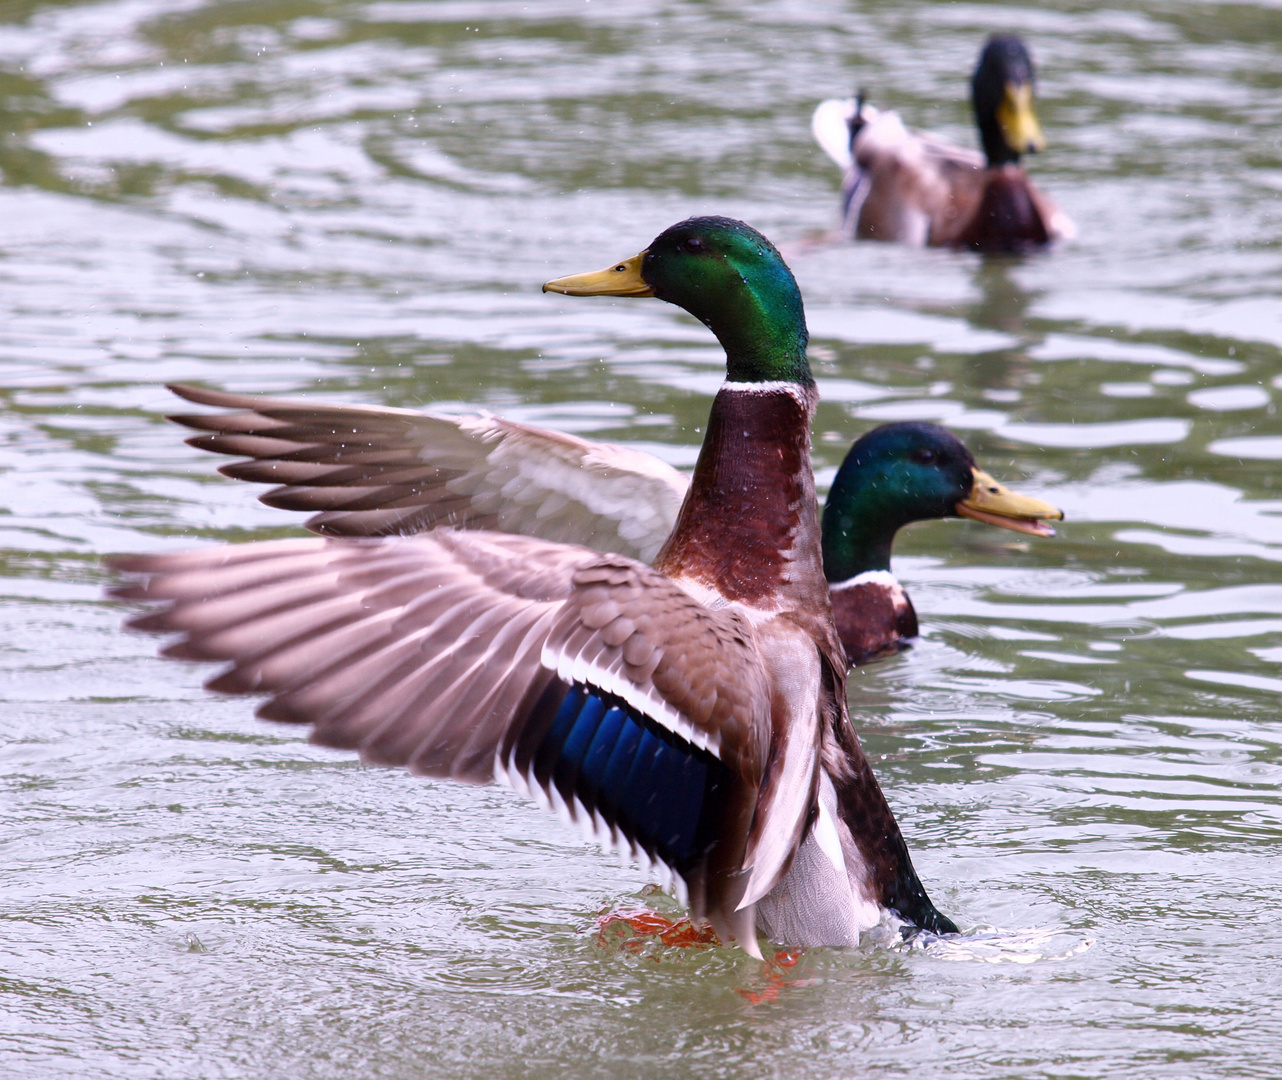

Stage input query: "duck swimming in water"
[
  {"left": 113, "top": 217, "right": 957, "bottom": 955},
  {"left": 160, "top": 401, "right": 1060, "bottom": 667},
  {"left": 812, "top": 35, "right": 1075, "bottom": 251},
  {"left": 822, "top": 421, "right": 1058, "bottom": 662}
]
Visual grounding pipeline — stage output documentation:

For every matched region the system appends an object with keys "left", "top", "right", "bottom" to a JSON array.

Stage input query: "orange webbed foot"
[
  {"left": 594, "top": 906, "right": 721, "bottom": 957},
  {"left": 735, "top": 948, "right": 808, "bottom": 1004}
]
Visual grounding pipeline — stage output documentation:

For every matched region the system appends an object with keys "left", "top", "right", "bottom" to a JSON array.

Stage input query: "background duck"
[
  {"left": 114, "top": 216, "right": 956, "bottom": 954},
  {"left": 824, "top": 421, "right": 1059, "bottom": 661},
  {"left": 812, "top": 35, "right": 1075, "bottom": 251},
  {"left": 162, "top": 391, "right": 1061, "bottom": 666}
]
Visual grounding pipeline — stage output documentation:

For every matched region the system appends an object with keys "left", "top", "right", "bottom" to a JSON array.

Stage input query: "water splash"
[{"left": 900, "top": 925, "right": 1096, "bottom": 964}]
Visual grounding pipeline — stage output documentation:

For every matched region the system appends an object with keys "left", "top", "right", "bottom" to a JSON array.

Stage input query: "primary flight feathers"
[{"left": 168, "top": 383, "right": 687, "bottom": 563}]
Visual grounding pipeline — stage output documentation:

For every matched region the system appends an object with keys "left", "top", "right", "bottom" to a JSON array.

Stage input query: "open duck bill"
[
  {"left": 542, "top": 251, "right": 654, "bottom": 297},
  {"left": 996, "top": 82, "right": 1046, "bottom": 156},
  {"left": 956, "top": 468, "right": 1062, "bottom": 537}
]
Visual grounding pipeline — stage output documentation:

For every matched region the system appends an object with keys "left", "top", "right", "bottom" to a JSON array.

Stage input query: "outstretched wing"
[
  {"left": 110, "top": 531, "right": 775, "bottom": 944},
  {"left": 166, "top": 384, "right": 689, "bottom": 564},
  {"left": 811, "top": 97, "right": 859, "bottom": 170},
  {"left": 816, "top": 97, "right": 989, "bottom": 245},
  {"left": 913, "top": 127, "right": 986, "bottom": 174},
  {"left": 813, "top": 97, "right": 873, "bottom": 233}
]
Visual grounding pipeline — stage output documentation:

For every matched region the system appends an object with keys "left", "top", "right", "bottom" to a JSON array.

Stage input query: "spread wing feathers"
[
  {"left": 815, "top": 98, "right": 987, "bottom": 243},
  {"left": 166, "top": 384, "right": 689, "bottom": 563},
  {"left": 813, "top": 97, "right": 874, "bottom": 230},
  {"left": 852, "top": 108, "right": 985, "bottom": 244},
  {"left": 110, "top": 531, "right": 781, "bottom": 936},
  {"left": 812, "top": 97, "right": 859, "bottom": 170},
  {"left": 846, "top": 103, "right": 985, "bottom": 175}
]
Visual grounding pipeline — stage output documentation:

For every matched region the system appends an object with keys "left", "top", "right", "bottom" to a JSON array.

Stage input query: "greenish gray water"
[{"left": 1, "top": 1, "right": 1281, "bottom": 1077}]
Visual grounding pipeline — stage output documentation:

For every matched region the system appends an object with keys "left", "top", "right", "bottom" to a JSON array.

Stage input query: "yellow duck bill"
[
  {"left": 956, "top": 469, "right": 1062, "bottom": 537},
  {"left": 542, "top": 251, "right": 654, "bottom": 297},
  {"left": 996, "top": 82, "right": 1046, "bottom": 155}
]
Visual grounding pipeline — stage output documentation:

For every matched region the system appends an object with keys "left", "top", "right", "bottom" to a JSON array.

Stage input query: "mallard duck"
[
  {"left": 113, "top": 216, "right": 957, "bottom": 955},
  {"left": 160, "top": 393, "right": 1061, "bottom": 666},
  {"left": 823, "top": 421, "right": 1059, "bottom": 662},
  {"left": 812, "top": 35, "right": 1075, "bottom": 251}
]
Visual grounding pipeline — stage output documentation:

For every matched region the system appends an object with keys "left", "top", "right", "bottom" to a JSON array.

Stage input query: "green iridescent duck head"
[
  {"left": 543, "top": 216, "right": 811, "bottom": 386},
  {"left": 822, "top": 422, "right": 1062, "bottom": 580},
  {"left": 972, "top": 35, "right": 1047, "bottom": 167}
]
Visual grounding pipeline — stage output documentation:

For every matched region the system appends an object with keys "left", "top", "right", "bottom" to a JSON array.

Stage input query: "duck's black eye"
[
  {"left": 913, "top": 448, "right": 937, "bottom": 465},
  {"left": 683, "top": 237, "right": 704, "bottom": 253}
]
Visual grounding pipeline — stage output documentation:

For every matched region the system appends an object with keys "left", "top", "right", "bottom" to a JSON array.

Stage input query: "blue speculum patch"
[{"left": 530, "top": 682, "right": 729, "bottom": 872}]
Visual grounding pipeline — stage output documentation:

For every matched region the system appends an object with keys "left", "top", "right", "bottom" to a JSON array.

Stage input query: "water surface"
[{"left": 2, "top": 2, "right": 1281, "bottom": 1077}]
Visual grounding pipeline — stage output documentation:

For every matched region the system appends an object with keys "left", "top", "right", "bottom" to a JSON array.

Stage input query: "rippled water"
[{"left": 2, "top": 1, "right": 1281, "bottom": 1077}]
